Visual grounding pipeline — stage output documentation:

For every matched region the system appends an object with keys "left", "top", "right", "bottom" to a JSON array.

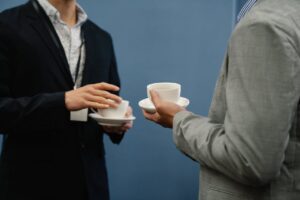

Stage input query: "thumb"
[{"left": 150, "top": 90, "right": 161, "bottom": 108}]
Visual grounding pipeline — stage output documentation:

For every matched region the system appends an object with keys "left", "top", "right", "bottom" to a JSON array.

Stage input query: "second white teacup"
[
  {"left": 93, "top": 100, "right": 129, "bottom": 118},
  {"left": 147, "top": 82, "right": 181, "bottom": 103}
]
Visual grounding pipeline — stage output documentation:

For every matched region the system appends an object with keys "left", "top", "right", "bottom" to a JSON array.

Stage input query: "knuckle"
[
  {"left": 85, "top": 84, "right": 92, "bottom": 89},
  {"left": 83, "top": 101, "right": 90, "bottom": 107},
  {"left": 83, "top": 87, "right": 91, "bottom": 93},
  {"left": 103, "top": 91, "right": 110, "bottom": 96},
  {"left": 98, "top": 96, "right": 105, "bottom": 102},
  {"left": 145, "top": 115, "right": 151, "bottom": 120},
  {"left": 156, "top": 105, "right": 162, "bottom": 111},
  {"left": 84, "top": 94, "right": 93, "bottom": 101},
  {"left": 87, "top": 87, "right": 94, "bottom": 93},
  {"left": 101, "top": 91, "right": 109, "bottom": 97},
  {"left": 81, "top": 93, "right": 88, "bottom": 99},
  {"left": 81, "top": 101, "right": 87, "bottom": 108}
]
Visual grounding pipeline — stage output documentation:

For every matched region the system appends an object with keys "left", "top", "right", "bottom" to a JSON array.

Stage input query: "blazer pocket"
[{"left": 207, "top": 186, "right": 248, "bottom": 200}]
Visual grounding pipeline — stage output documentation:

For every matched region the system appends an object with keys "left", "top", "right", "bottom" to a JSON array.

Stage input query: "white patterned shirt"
[{"left": 37, "top": 0, "right": 88, "bottom": 87}]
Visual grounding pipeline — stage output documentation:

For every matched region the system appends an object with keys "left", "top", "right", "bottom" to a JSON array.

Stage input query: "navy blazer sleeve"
[
  {"left": 0, "top": 21, "right": 69, "bottom": 133},
  {"left": 106, "top": 37, "right": 125, "bottom": 144}
]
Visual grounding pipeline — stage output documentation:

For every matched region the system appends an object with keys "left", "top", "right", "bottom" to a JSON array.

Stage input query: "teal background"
[{"left": 0, "top": 0, "right": 243, "bottom": 199}]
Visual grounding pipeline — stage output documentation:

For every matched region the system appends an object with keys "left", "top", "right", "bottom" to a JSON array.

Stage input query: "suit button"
[{"left": 81, "top": 144, "right": 85, "bottom": 149}]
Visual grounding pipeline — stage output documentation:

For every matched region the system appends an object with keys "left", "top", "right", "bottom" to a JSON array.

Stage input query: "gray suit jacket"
[{"left": 173, "top": 0, "right": 300, "bottom": 199}]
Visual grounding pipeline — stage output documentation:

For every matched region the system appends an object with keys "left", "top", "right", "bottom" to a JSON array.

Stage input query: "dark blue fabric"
[{"left": 0, "top": 1, "right": 122, "bottom": 199}]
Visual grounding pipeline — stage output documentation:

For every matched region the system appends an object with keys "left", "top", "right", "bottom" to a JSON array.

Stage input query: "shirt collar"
[{"left": 37, "top": 0, "right": 88, "bottom": 27}]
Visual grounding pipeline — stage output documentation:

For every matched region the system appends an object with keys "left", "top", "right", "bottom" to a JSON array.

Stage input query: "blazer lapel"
[
  {"left": 81, "top": 22, "right": 114, "bottom": 87},
  {"left": 24, "top": 2, "right": 74, "bottom": 87},
  {"left": 81, "top": 23, "right": 92, "bottom": 86}
]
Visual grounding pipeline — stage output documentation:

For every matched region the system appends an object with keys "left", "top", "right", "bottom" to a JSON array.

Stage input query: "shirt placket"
[
  {"left": 62, "top": 24, "right": 75, "bottom": 81},
  {"left": 53, "top": 16, "right": 83, "bottom": 84}
]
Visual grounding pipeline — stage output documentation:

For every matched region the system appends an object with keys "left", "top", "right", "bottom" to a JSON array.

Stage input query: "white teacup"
[
  {"left": 92, "top": 100, "right": 129, "bottom": 118},
  {"left": 147, "top": 82, "right": 181, "bottom": 103}
]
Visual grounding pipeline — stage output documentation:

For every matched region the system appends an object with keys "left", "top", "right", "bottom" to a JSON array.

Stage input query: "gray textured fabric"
[{"left": 173, "top": 0, "right": 300, "bottom": 199}]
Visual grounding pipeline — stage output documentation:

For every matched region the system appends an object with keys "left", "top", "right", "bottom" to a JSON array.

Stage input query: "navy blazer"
[{"left": 0, "top": 1, "right": 122, "bottom": 200}]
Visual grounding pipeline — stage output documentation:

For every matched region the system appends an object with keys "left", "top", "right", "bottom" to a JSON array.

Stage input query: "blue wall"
[{"left": 0, "top": 0, "right": 236, "bottom": 199}]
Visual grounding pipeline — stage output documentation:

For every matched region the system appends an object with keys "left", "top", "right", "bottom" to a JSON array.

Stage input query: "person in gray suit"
[{"left": 143, "top": 0, "right": 300, "bottom": 199}]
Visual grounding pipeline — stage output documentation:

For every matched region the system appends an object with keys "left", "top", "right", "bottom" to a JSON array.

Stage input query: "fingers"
[
  {"left": 103, "top": 122, "right": 132, "bottom": 134},
  {"left": 94, "top": 82, "right": 119, "bottom": 92},
  {"left": 103, "top": 126, "right": 123, "bottom": 134},
  {"left": 65, "top": 83, "right": 122, "bottom": 111},
  {"left": 90, "top": 89, "right": 122, "bottom": 103},
  {"left": 123, "top": 122, "right": 133, "bottom": 129},
  {"left": 125, "top": 106, "right": 133, "bottom": 117},
  {"left": 142, "top": 110, "right": 160, "bottom": 123},
  {"left": 80, "top": 83, "right": 122, "bottom": 109},
  {"left": 142, "top": 110, "right": 153, "bottom": 120},
  {"left": 85, "top": 94, "right": 119, "bottom": 108},
  {"left": 149, "top": 90, "right": 161, "bottom": 108},
  {"left": 119, "top": 123, "right": 132, "bottom": 132},
  {"left": 85, "top": 101, "right": 110, "bottom": 109}
]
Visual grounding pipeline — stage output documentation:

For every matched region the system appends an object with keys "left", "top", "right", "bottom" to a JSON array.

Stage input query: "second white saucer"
[{"left": 138, "top": 97, "right": 190, "bottom": 114}]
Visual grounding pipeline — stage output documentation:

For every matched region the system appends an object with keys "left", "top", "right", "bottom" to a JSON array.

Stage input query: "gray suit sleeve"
[{"left": 173, "top": 16, "right": 299, "bottom": 186}]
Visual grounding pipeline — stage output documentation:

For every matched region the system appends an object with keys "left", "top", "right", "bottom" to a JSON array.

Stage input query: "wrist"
[{"left": 65, "top": 91, "right": 72, "bottom": 111}]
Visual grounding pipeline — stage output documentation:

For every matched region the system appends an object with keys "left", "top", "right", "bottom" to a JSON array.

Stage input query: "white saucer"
[
  {"left": 138, "top": 97, "right": 190, "bottom": 114},
  {"left": 89, "top": 113, "right": 136, "bottom": 127}
]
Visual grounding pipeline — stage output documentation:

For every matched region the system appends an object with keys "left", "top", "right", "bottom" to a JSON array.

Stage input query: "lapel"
[
  {"left": 81, "top": 22, "right": 113, "bottom": 86},
  {"left": 23, "top": 1, "right": 74, "bottom": 87},
  {"left": 81, "top": 22, "right": 93, "bottom": 86}
]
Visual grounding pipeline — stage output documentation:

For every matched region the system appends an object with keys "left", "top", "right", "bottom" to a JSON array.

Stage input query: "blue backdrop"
[{"left": 0, "top": 0, "right": 239, "bottom": 199}]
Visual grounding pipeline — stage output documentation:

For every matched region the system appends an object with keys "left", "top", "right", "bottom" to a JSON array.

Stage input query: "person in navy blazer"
[{"left": 0, "top": 0, "right": 132, "bottom": 200}]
